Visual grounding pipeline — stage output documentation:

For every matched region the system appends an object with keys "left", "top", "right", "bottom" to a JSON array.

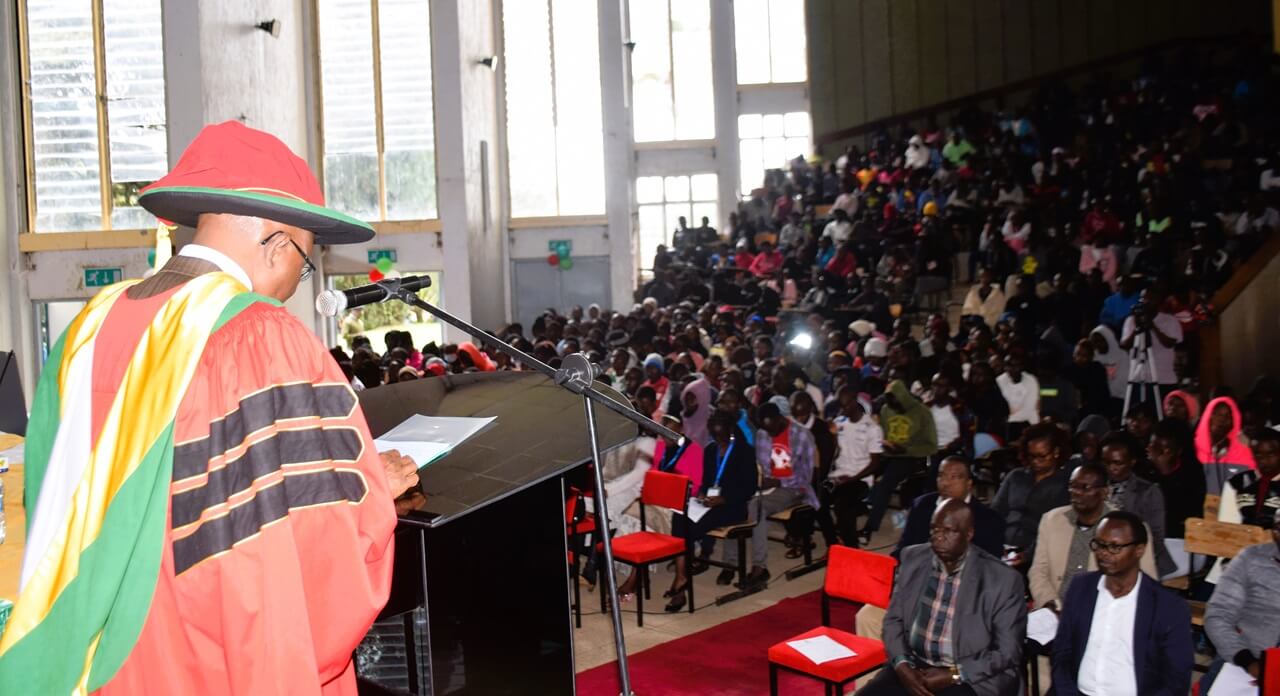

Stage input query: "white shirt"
[
  {"left": 996, "top": 372, "right": 1040, "bottom": 424},
  {"left": 179, "top": 243, "right": 253, "bottom": 290},
  {"left": 822, "top": 220, "right": 853, "bottom": 245},
  {"left": 931, "top": 404, "right": 960, "bottom": 447},
  {"left": 1120, "top": 313, "right": 1182, "bottom": 385},
  {"left": 1076, "top": 575, "right": 1140, "bottom": 696},
  {"left": 831, "top": 415, "right": 883, "bottom": 480}
]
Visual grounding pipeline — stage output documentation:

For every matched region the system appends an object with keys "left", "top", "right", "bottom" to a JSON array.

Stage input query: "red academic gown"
[{"left": 92, "top": 287, "right": 396, "bottom": 695}]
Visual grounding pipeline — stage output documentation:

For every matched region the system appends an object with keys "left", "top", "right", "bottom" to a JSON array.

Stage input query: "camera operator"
[{"left": 1120, "top": 287, "right": 1182, "bottom": 418}]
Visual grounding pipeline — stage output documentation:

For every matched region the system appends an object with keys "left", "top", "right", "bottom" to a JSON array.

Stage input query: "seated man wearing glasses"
[
  {"left": 859, "top": 499, "right": 1026, "bottom": 696},
  {"left": 1028, "top": 462, "right": 1156, "bottom": 612},
  {"left": 1051, "top": 510, "right": 1194, "bottom": 696}
]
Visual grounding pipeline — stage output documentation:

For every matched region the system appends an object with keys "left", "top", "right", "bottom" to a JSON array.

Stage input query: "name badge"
[{"left": 706, "top": 487, "right": 722, "bottom": 498}]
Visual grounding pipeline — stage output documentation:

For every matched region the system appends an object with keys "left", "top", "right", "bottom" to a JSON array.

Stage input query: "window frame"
[
  {"left": 628, "top": 0, "right": 716, "bottom": 144},
  {"left": 498, "top": 0, "right": 608, "bottom": 222},
  {"left": 313, "top": 0, "right": 443, "bottom": 230},
  {"left": 733, "top": 0, "right": 808, "bottom": 86},
  {"left": 15, "top": 0, "right": 166, "bottom": 247}
]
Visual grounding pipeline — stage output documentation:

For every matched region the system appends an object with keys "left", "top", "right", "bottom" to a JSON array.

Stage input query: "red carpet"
[{"left": 575, "top": 591, "right": 866, "bottom": 695}]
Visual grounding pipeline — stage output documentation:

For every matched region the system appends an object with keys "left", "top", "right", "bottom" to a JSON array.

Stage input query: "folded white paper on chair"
[
  {"left": 787, "top": 635, "right": 857, "bottom": 664},
  {"left": 685, "top": 499, "right": 711, "bottom": 522},
  {"left": 1026, "top": 608, "right": 1059, "bottom": 645}
]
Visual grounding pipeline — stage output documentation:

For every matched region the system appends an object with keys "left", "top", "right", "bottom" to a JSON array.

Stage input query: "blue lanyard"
[
  {"left": 660, "top": 440, "right": 689, "bottom": 472},
  {"left": 713, "top": 437, "right": 736, "bottom": 488}
]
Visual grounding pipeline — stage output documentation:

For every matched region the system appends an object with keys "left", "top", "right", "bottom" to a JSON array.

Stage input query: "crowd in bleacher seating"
[{"left": 331, "top": 44, "right": 1280, "bottom": 695}]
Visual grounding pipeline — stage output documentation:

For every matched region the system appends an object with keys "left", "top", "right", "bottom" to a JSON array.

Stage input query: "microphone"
[{"left": 315, "top": 275, "right": 433, "bottom": 317}]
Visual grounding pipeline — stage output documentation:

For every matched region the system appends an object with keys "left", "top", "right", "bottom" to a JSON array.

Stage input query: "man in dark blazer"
[
  {"left": 1101, "top": 432, "right": 1175, "bottom": 577},
  {"left": 894, "top": 457, "right": 1005, "bottom": 559},
  {"left": 1051, "top": 510, "right": 1193, "bottom": 696},
  {"left": 858, "top": 500, "right": 1026, "bottom": 696}
]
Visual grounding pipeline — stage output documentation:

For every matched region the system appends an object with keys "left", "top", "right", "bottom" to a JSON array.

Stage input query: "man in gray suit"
[
  {"left": 857, "top": 500, "right": 1026, "bottom": 696},
  {"left": 1101, "top": 432, "right": 1175, "bottom": 576}
]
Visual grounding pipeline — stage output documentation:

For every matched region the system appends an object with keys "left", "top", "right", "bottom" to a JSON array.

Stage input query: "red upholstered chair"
[
  {"left": 767, "top": 544, "right": 897, "bottom": 696},
  {"left": 598, "top": 470, "right": 692, "bottom": 627},
  {"left": 1266, "top": 647, "right": 1280, "bottom": 696}
]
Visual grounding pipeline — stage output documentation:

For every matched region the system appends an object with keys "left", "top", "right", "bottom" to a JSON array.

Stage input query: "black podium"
[{"left": 353, "top": 372, "right": 636, "bottom": 695}]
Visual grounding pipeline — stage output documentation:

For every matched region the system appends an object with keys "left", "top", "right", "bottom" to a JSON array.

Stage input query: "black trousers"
[
  {"left": 821, "top": 478, "right": 869, "bottom": 546},
  {"left": 864, "top": 456, "right": 926, "bottom": 533},
  {"left": 856, "top": 667, "right": 977, "bottom": 696}
]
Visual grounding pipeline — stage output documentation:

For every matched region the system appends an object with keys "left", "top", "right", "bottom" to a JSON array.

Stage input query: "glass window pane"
[
  {"left": 630, "top": 0, "right": 674, "bottom": 142},
  {"left": 319, "top": 0, "right": 380, "bottom": 220},
  {"left": 740, "top": 138, "right": 764, "bottom": 194},
  {"left": 26, "top": 0, "right": 102, "bottom": 232},
  {"left": 691, "top": 201, "right": 718, "bottom": 231},
  {"left": 761, "top": 113, "right": 785, "bottom": 138},
  {"left": 103, "top": 0, "right": 165, "bottom": 230},
  {"left": 690, "top": 173, "right": 718, "bottom": 201},
  {"left": 738, "top": 113, "right": 763, "bottom": 139},
  {"left": 669, "top": 0, "right": 714, "bottom": 140},
  {"left": 783, "top": 111, "right": 811, "bottom": 137},
  {"left": 785, "top": 136, "right": 810, "bottom": 162},
  {"left": 734, "top": 0, "right": 771, "bottom": 85},
  {"left": 768, "top": 0, "right": 807, "bottom": 83},
  {"left": 379, "top": 0, "right": 437, "bottom": 220},
  {"left": 638, "top": 203, "right": 666, "bottom": 268},
  {"left": 503, "top": 0, "right": 558, "bottom": 216},
  {"left": 762, "top": 136, "right": 787, "bottom": 170},
  {"left": 551, "top": 0, "right": 605, "bottom": 215},
  {"left": 636, "top": 176, "right": 664, "bottom": 204},
  {"left": 664, "top": 175, "right": 690, "bottom": 202}
]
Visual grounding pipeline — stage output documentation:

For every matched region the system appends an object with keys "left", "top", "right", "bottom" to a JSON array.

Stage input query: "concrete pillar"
[
  {"left": 599, "top": 0, "right": 636, "bottom": 308},
  {"left": 432, "top": 0, "right": 504, "bottom": 339},
  {"left": 710, "top": 0, "right": 741, "bottom": 227},
  {"left": 0, "top": 0, "right": 36, "bottom": 405},
  {"left": 161, "top": 0, "right": 324, "bottom": 333}
]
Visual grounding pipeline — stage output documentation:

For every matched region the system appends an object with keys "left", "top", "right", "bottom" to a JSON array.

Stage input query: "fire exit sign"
[{"left": 84, "top": 267, "right": 123, "bottom": 288}]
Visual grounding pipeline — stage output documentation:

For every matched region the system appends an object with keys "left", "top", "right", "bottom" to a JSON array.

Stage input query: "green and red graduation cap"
[{"left": 139, "top": 121, "right": 374, "bottom": 245}]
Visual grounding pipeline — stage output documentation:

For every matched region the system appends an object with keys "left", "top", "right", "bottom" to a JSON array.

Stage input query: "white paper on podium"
[
  {"left": 1208, "top": 662, "right": 1258, "bottom": 696},
  {"left": 787, "top": 635, "right": 857, "bottom": 664},
  {"left": 686, "top": 499, "right": 712, "bottom": 522},
  {"left": 1026, "top": 608, "right": 1060, "bottom": 645},
  {"left": 373, "top": 414, "right": 496, "bottom": 469}
]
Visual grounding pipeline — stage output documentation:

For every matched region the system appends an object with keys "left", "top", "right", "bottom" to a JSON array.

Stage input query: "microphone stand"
[{"left": 392, "top": 286, "right": 676, "bottom": 696}]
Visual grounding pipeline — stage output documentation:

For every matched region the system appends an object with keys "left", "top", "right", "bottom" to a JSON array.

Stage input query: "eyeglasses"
[
  {"left": 1068, "top": 483, "right": 1106, "bottom": 493},
  {"left": 1089, "top": 539, "right": 1138, "bottom": 555},
  {"left": 261, "top": 231, "right": 316, "bottom": 281}
]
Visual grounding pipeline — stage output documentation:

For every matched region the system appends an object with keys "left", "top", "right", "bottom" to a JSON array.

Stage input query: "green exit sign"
[
  {"left": 367, "top": 249, "right": 397, "bottom": 264},
  {"left": 84, "top": 267, "right": 123, "bottom": 288}
]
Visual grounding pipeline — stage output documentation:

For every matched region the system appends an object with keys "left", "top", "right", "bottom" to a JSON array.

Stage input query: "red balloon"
[
  {"left": 547, "top": 253, "right": 561, "bottom": 266},
  {"left": 369, "top": 268, "right": 385, "bottom": 282}
]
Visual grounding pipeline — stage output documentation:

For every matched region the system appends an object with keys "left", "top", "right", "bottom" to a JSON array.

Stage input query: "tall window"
[
  {"left": 502, "top": 0, "right": 606, "bottom": 218},
  {"left": 318, "top": 0, "right": 437, "bottom": 222},
  {"left": 19, "top": 0, "right": 168, "bottom": 233},
  {"left": 733, "top": 0, "right": 807, "bottom": 85},
  {"left": 630, "top": 0, "right": 715, "bottom": 142},
  {"left": 739, "top": 112, "right": 810, "bottom": 195},
  {"left": 636, "top": 173, "right": 717, "bottom": 269}
]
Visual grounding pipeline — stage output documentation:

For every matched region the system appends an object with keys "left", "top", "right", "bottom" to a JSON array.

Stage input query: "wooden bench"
[
  {"left": 706, "top": 521, "right": 757, "bottom": 605},
  {"left": 766, "top": 504, "right": 827, "bottom": 579}
]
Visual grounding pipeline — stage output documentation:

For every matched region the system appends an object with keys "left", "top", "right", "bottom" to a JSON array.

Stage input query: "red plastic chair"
[
  {"left": 767, "top": 545, "right": 898, "bottom": 695},
  {"left": 1266, "top": 647, "right": 1280, "bottom": 696},
  {"left": 598, "top": 470, "right": 692, "bottom": 627}
]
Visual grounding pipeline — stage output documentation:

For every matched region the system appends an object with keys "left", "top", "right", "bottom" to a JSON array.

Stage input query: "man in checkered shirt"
[{"left": 858, "top": 500, "right": 1026, "bottom": 696}]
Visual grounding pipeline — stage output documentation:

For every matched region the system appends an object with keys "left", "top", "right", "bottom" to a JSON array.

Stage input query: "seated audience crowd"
[{"left": 329, "top": 45, "right": 1280, "bottom": 695}]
